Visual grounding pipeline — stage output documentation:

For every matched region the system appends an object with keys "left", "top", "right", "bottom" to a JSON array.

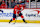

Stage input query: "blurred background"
[{"left": 0, "top": 0, "right": 40, "bottom": 8}]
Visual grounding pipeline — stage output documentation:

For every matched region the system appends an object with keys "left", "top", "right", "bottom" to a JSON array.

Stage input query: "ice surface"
[{"left": 0, "top": 22, "right": 40, "bottom": 27}]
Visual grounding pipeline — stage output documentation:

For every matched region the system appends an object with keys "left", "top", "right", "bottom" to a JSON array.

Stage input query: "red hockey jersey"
[{"left": 14, "top": 4, "right": 24, "bottom": 14}]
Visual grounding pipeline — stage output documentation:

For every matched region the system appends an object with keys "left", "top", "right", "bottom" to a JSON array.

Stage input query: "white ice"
[{"left": 0, "top": 22, "right": 40, "bottom": 27}]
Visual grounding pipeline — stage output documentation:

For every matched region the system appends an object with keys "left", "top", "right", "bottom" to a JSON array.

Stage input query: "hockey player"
[{"left": 9, "top": 3, "right": 27, "bottom": 23}]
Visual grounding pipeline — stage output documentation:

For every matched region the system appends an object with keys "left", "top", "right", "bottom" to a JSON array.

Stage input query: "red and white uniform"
[{"left": 14, "top": 4, "right": 24, "bottom": 15}]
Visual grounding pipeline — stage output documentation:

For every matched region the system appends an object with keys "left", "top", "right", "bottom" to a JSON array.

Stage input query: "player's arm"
[{"left": 20, "top": 5, "right": 24, "bottom": 11}]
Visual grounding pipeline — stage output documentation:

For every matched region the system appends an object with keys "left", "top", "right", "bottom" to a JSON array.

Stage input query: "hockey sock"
[
  {"left": 9, "top": 19, "right": 12, "bottom": 23},
  {"left": 22, "top": 19, "right": 25, "bottom": 22},
  {"left": 22, "top": 18, "right": 27, "bottom": 23}
]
